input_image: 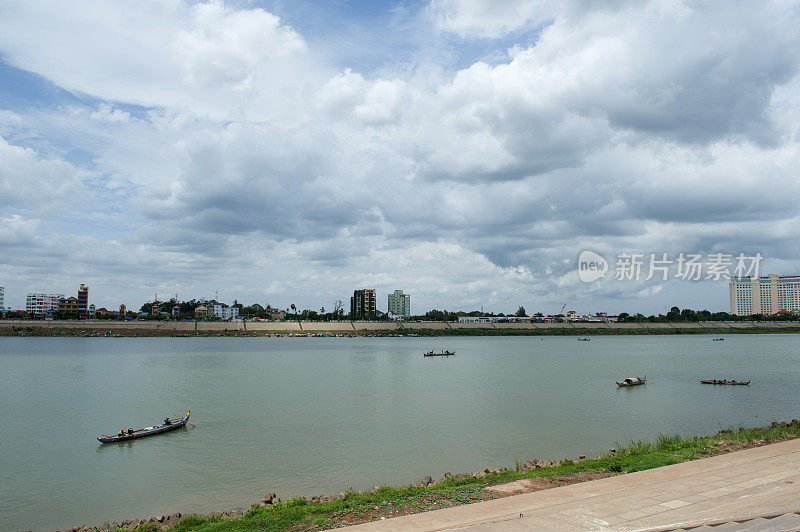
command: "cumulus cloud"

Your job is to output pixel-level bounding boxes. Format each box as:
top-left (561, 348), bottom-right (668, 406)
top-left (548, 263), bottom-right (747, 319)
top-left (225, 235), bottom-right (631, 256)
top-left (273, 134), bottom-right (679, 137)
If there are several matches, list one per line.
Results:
top-left (0, 0), bottom-right (318, 119)
top-left (429, 0), bottom-right (553, 39)
top-left (0, 135), bottom-right (86, 211)
top-left (1, 0), bottom-right (800, 313)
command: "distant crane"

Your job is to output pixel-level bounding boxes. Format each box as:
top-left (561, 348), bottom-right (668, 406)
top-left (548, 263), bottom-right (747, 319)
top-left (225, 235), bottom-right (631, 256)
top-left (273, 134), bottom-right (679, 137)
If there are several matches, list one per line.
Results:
top-left (560, 302), bottom-right (566, 315)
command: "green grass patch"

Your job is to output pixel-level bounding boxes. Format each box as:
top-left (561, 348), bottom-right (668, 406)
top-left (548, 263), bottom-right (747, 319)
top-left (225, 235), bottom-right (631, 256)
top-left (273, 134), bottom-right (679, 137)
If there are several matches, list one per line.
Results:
top-left (128, 421), bottom-right (800, 531)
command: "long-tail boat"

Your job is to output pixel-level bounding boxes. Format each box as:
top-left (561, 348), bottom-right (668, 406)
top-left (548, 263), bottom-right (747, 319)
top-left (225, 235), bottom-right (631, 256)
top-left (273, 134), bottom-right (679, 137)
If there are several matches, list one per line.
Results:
top-left (97, 408), bottom-right (190, 443)
top-left (616, 376), bottom-right (646, 387)
top-left (700, 379), bottom-right (750, 385)
top-left (424, 350), bottom-right (455, 356)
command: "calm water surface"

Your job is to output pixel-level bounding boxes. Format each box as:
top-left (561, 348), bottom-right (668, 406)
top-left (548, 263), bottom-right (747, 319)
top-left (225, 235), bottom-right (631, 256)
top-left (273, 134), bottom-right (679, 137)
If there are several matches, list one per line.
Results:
top-left (1, 335), bottom-right (799, 531)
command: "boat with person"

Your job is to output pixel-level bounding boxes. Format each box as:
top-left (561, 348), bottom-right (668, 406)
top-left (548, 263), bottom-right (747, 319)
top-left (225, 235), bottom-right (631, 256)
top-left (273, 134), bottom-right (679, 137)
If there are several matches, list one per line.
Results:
top-left (616, 376), bottom-right (646, 387)
top-left (577, 337), bottom-right (591, 341)
top-left (97, 408), bottom-right (191, 443)
top-left (700, 379), bottom-right (750, 385)
top-left (712, 338), bottom-right (725, 341)
top-left (423, 350), bottom-right (455, 357)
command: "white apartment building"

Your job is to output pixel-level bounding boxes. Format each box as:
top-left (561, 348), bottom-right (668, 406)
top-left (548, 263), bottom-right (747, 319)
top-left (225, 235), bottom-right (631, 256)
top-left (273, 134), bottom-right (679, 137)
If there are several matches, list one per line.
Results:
top-left (209, 303), bottom-right (239, 320)
top-left (729, 275), bottom-right (800, 316)
top-left (387, 290), bottom-right (411, 318)
top-left (26, 293), bottom-right (65, 318)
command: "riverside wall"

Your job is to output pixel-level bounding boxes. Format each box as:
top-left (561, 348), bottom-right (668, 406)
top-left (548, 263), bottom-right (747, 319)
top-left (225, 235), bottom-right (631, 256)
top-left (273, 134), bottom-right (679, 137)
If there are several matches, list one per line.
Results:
top-left (0, 319), bottom-right (799, 335)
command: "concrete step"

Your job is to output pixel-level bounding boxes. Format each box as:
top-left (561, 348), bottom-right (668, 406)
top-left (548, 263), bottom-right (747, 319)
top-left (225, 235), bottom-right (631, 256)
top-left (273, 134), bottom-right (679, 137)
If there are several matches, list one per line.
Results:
top-left (706, 520), bottom-right (759, 531)
top-left (743, 513), bottom-right (800, 531)
top-left (688, 514), bottom-right (800, 531)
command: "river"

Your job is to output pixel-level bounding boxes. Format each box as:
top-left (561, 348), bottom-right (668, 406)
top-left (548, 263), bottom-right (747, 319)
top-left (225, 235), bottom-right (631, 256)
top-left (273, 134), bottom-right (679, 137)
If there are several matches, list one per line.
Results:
top-left (1, 335), bottom-right (798, 531)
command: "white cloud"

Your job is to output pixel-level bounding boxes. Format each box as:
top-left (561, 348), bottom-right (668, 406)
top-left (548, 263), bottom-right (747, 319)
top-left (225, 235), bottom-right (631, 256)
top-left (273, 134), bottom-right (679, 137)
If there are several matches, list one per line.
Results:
top-left (428, 0), bottom-right (553, 39)
top-left (2, 0), bottom-right (800, 313)
top-left (0, 136), bottom-right (86, 211)
top-left (0, 0), bottom-right (318, 119)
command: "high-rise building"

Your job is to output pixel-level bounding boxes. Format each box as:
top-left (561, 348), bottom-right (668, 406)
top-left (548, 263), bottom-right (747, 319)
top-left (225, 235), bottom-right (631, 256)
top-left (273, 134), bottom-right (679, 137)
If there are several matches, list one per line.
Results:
top-left (350, 289), bottom-right (376, 319)
top-left (730, 275), bottom-right (800, 315)
top-left (26, 293), bottom-right (65, 318)
top-left (77, 284), bottom-right (89, 319)
top-left (387, 290), bottom-right (411, 318)
top-left (0, 286), bottom-right (4, 309)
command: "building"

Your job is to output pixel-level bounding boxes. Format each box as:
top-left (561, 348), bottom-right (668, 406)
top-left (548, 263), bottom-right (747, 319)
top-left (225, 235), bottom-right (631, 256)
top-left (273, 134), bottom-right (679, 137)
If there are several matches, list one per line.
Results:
top-left (730, 275), bottom-right (800, 316)
top-left (350, 289), bottom-right (376, 319)
top-left (58, 297), bottom-right (79, 315)
top-left (458, 315), bottom-right (530, 323)
top-left (209, 303), bottom-right (239, 320)
top-left (265, 306), bottom-right (285, 320)
top-left (77, 284), bottom-right (89, 319)
top-left (26, 293), bottom-right (65, 318)
top-left (387, 290), bottom-right (411, 318)
top-left (194, 305), bottom-right (208, 318)
top-left (119, 304), bottom-right (126, 316)
top-left (0, 286), bottom-right (4, 309)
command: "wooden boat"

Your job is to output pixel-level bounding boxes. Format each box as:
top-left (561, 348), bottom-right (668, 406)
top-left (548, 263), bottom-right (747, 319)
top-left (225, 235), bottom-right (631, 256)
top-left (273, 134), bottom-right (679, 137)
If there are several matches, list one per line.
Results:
top-left (700, 379), bottom-right (750, 385)
top-left (97, 409), bottom-right (190, 443)
top-left (712, 338), bottom-right (725, 341)
top-left (577, 337), bottom-right (591, 341)
top-left (616, 376), bottom-right (646, 387)
top-left (424, 350), bottom-right (455, 356)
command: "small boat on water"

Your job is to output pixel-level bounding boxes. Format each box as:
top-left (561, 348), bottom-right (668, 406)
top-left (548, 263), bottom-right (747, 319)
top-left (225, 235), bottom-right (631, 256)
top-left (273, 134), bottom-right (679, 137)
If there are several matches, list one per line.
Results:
top-left (97, 409), bottom-right (190, 443)
top-left (712, 338), bottom-right (725, 341)
top-left (424, 350), bottom-right (455, 357)
top-left (700, 379), bottom-right (750, 385)
top-left (577, 337), bottom-right (591, 341)
top-left (616, 376), bottom-right (646, 387)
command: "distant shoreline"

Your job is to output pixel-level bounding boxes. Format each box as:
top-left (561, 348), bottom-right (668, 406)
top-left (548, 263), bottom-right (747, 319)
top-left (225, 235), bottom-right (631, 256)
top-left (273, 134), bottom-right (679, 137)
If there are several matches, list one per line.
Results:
top-left (1, 319), bottom-right (799, 337)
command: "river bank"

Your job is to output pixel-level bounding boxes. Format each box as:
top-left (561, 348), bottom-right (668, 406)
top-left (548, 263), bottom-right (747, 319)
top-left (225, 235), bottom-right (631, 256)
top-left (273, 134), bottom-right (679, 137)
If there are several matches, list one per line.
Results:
top-left (66, 420), bottom-right (800, 532)
top-left (2, 319), bottom-right (800, 337)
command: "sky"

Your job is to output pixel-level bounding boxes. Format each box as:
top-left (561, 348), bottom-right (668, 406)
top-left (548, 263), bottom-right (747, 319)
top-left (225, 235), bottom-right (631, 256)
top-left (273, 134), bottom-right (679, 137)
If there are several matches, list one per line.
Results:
top-left (1, 0), bottom-right (800, 315)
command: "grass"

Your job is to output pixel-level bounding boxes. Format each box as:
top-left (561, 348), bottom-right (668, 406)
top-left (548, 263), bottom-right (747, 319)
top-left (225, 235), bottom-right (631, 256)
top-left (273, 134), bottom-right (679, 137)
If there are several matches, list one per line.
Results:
top-left (120, 421), bottom-right (800, 531)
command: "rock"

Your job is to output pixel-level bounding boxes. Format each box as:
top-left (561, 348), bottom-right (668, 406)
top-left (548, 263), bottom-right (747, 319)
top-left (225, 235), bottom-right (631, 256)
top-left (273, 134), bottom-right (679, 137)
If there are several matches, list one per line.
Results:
top-left (262, 492), bottom-right (277, 504)
top-left (484, 468), bottom-right (492, 474)
top-left (337, 492), bottom-right (347, 499)
top-left (791, 419), bottom-right (799, 425)
top-left (579, 455), bottom-right (586, 460)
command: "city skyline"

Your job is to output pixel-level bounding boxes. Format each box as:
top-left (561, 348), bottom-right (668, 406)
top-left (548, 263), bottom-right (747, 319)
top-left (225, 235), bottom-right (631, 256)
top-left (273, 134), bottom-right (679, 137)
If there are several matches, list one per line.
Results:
top-left (2, 1), bottom-right (800, 314)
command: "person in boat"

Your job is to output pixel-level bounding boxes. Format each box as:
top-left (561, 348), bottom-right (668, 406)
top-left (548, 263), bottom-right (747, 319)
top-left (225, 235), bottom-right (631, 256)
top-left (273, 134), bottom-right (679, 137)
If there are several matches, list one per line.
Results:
top-left (127, 428), bottom-right (134, 435)
top-left (164, 417), bottom-right (171, 425)
top-left (118, 429), bottom-right (125, 437)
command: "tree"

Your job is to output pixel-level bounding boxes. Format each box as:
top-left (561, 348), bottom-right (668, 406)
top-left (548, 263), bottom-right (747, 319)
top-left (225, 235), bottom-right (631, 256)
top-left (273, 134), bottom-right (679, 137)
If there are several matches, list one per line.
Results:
top-left (516, 306), bottom-right (527, 317)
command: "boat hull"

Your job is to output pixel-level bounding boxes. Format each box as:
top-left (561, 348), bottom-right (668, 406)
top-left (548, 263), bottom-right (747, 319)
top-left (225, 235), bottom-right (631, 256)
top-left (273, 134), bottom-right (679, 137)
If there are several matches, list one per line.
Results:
top-left (616, 377), bottom-right (646, 387)
top-left (700, 380), bottom-right (749, 385)
top-left (98, 410), bottom-right (190, 443)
